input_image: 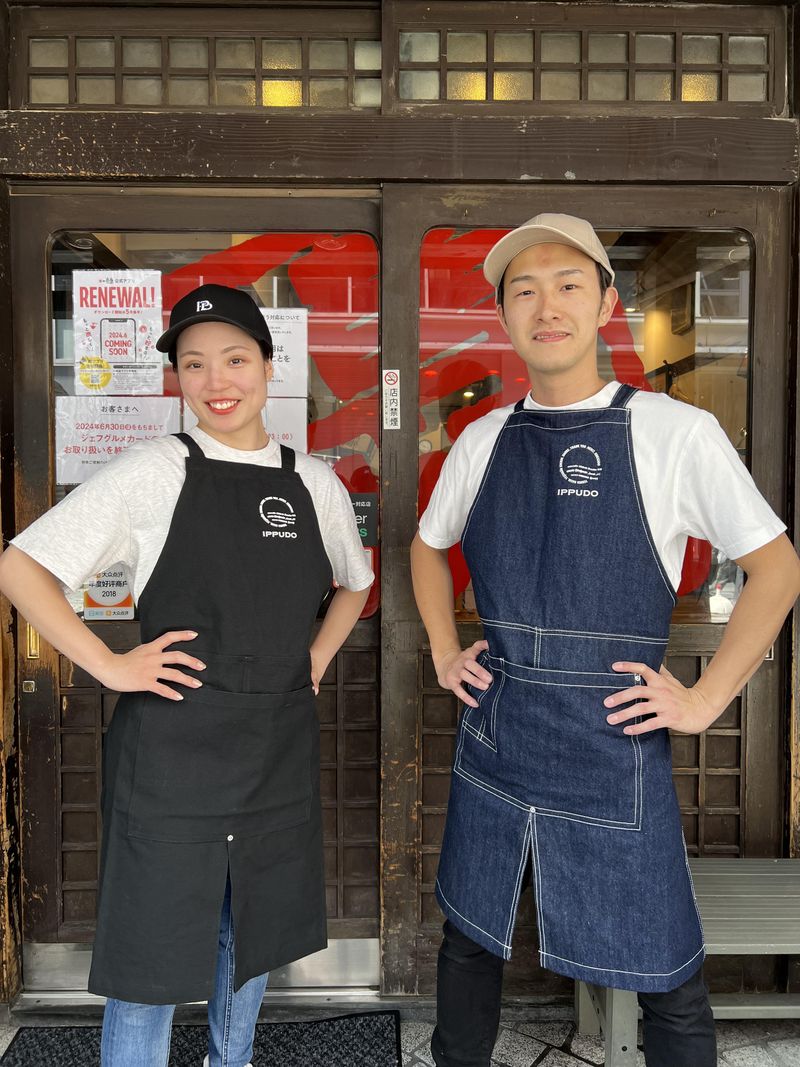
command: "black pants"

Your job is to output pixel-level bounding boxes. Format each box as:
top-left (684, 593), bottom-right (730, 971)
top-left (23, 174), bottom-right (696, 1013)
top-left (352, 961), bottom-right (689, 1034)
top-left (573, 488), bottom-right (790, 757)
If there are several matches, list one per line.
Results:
top-left (430, 920), bottom-right (717, 1067)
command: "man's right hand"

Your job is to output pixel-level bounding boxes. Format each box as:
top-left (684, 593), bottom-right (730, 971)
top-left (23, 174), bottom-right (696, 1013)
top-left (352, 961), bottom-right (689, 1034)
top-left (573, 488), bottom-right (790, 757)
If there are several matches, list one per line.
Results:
top-left (435, 640), bottom-right (492, 707)
top-left (97, 631), bottom-right (206, 701)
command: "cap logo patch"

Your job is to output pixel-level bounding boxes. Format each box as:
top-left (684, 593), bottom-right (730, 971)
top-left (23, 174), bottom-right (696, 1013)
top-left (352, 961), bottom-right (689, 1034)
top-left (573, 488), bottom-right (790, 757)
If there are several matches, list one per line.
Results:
top-left (196, 299), bottom-right (213, 312)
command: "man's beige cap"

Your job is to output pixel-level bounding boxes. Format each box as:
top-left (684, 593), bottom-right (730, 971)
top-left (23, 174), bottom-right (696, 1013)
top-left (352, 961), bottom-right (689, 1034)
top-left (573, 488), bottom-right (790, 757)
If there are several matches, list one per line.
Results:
top-left (483, 212), bottom-right (615, 288)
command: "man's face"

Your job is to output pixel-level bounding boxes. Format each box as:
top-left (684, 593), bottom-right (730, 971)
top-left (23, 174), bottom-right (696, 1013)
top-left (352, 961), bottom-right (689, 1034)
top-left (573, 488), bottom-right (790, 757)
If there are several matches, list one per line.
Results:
top-left (176, 320), bottom-right (272, 446)
top-left (497, 242), bottom-right (617, 381)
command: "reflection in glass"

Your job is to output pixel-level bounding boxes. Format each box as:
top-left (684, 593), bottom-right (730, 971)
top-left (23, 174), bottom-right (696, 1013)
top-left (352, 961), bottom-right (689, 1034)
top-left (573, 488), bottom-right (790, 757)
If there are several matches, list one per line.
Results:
top-left (215, 39), bottom-right (255, 70)
top-left (309, 78), bottom-right (348, 108)
top-left (169, 38), bottom-right (209, 69)
top-left (77, 77), bottom-right (116, 105)
top-left (309, 39), bottom-right (348, 70)
top-left (263, 79), bottom-right (303, 106)
top-left (417, 227), bottom-right (752, 624)
top-left (30, 76), bottom-right (69, 104)
top-left (262, 39), bottom-right (302, 69)
top-left (588, 33), bottom-right (627, 64)
top-left (494, 71), bottom-right (533, 101)
top-left (588, 71), bottom-right (627, 101)
top-left (447, 71), bottom-right (486, 101)
top-left (354, 78), bottom-right (381, 107)
top-left (215, 77), bottom-right (256, 106)
top-left (168, 77), bottom-right (210, 106)
top-left (682, 72), bottom-right (720, 102)
top-left (122, 77), bottom-right (162, 106)
top-left (354, 40), bottom-right (382, 70)
top-left (76, 38), bottom-right (115, 68)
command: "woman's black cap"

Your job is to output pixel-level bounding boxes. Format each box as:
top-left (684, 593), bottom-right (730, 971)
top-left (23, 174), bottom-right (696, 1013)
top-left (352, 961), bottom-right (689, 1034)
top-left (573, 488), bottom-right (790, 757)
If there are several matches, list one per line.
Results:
top-left (157, 284), bottom-right (273, 364)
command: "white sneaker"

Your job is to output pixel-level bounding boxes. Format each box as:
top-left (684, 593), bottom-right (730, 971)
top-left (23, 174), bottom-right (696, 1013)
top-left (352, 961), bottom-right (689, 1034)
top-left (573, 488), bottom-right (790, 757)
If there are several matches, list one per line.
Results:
top-left (202, 1059), bottom-right (253, 1067)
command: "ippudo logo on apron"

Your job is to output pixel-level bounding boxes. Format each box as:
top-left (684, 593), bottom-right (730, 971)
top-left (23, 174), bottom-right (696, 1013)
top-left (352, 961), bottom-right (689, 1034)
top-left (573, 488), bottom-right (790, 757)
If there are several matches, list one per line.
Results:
top-left (557, 444), bottom-right (602, 498)
top-left (259, 496), bottom-right (299, 539)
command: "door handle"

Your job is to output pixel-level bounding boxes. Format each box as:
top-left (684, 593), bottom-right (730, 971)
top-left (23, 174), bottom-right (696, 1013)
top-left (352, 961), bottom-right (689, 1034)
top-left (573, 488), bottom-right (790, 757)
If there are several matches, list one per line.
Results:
top-left (26, 623), bottom-right (40, 660)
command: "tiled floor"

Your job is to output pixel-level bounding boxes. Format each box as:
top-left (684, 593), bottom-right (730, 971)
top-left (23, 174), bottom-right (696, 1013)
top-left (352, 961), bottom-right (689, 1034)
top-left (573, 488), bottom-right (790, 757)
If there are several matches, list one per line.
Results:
top-left (401, 1019), bottom-right (800, 1066)
top-left (0, 1016), bottom-right (797, 1064)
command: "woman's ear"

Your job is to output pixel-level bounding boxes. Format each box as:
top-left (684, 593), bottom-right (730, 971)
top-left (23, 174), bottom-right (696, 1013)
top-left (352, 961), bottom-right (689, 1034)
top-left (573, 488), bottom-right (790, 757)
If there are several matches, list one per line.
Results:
top-left (265, 359), bottom-right (274, 383)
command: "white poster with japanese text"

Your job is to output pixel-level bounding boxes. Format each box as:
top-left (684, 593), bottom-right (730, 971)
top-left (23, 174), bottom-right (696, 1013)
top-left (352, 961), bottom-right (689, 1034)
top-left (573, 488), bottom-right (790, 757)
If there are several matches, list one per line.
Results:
top-left (72, 270), bottom-right (164, 395)
top-left (261, 308), bottom-right (309, 399)
top-left (56, 396), bottom-right (180, 484)
top-left (182, 397), bottom-right (308, 453)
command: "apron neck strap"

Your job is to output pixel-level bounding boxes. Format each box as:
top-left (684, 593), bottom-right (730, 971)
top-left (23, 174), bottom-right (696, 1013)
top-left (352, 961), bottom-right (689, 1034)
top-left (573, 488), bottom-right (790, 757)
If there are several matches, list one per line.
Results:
top-left (513, 397), bottom-right (527, 412)
top-left (174, 432), bottom-right (203, 457)
top-left (280, 445), bottom-right (295, 472)
top-left (609, 383), bottom-right (638, 409)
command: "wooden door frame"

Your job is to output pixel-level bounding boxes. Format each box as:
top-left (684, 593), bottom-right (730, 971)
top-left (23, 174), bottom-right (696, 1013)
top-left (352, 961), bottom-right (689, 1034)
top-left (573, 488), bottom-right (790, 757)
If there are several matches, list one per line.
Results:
top-left (379, 181), bottom-right (793, 995)
top-left (8, 185), bottom-right (381, 954)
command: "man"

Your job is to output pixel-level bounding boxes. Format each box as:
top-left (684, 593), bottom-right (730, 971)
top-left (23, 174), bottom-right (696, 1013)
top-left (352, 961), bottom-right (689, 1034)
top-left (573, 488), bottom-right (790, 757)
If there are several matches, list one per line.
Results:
top-left (410, 214), bottom-right (800, 1067)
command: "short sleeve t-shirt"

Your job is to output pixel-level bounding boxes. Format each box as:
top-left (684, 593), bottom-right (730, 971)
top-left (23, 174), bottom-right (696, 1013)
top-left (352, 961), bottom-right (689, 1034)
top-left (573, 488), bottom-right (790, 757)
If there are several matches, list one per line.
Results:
top-left (418, 382), bottom-right (785, 590)
top-left (12, 427), bottom-right (374, 601)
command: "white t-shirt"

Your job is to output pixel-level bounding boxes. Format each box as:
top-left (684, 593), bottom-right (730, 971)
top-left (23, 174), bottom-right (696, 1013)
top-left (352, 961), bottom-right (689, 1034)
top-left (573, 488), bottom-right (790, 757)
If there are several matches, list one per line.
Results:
top-left (418, 381), bottom-right (785, 590)
top-left (12, 427), bottom-right (374, 601)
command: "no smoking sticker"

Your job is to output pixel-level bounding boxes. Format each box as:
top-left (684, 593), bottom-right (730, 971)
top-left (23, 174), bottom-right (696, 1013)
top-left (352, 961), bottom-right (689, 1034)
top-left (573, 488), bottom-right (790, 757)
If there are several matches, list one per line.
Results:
top-left (382, 368), bottom-right (401, 430)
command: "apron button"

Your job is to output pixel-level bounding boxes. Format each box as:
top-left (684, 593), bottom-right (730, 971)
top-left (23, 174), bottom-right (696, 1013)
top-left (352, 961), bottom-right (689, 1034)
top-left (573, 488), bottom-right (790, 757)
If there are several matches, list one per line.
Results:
top-left (227, 835), bottom-right (234, 842)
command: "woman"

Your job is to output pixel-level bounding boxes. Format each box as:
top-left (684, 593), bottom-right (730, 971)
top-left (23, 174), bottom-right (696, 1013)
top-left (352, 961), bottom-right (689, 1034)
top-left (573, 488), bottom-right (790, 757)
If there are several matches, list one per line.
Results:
top-left (0, 283), bottom-right (374, 1066)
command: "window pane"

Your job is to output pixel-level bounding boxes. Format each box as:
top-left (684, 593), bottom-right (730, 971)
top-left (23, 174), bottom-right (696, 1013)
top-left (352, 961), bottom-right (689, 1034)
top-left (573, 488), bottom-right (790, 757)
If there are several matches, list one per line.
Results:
top-left (494, 32), bottom-right (533, 64)
top-left (30, 38), bottom-right (68, 68)
top-left (122, 76), bottom-right (162, 106)
top-left (728, 73), bottom-right (767, 102)
top-left (77, 76), bottom-right (116, 104)
top-left (215, 77), bottom-right (256, 106)
top-left (262, 78), bottom-right (302, 107)
top-left (309, 77), bottom-right (348, 107)
top-left (399, 70), bottom-right (440, 101)
top-left (30, 75), bottom-right (69, 104)
top-left (263, 39), bottom-right (302, 69)
top-left (446, 32), bottom-right (486, 64)
top-left (215, 39), bottom-right (255, 70)
top-left (354, 77), bottom-right (381, 107)
top-left (309, 40), bottom-right (348, 70)
top-left (635, 34), bottom-right (674, 64)
top-left (588, 71), bottom-right (627, 101)
top-left (354, 40), bottom-right (381, 71)
top-left (541, 33), bottom-right (580, 64)
top-left (167, 77), bottom-right (209, 105)
top-left (588, 33), bottom-right (627, 64)
top-left (682, 72), bottom-right (720, 102)
top-left (399, 32), bottom-right (439, 64)
top-left (122, 39), bottom-right (161, 69)
top-left (635, 71), bottom-right (673, 101)
top-left (728, 36), bottom-right (767, 65)
top-left (493, 71), bottom-right (533, 101)
top-left (169, 38), bottom-right (208, 69)
top-left (540, 70), bottom-right (581, 100)
top-left (683, 35), bottom-right (721, 65)
top-left (447, 71), bottom-right (486, 101)
top-left (76, 38), bottom-right (115, 68)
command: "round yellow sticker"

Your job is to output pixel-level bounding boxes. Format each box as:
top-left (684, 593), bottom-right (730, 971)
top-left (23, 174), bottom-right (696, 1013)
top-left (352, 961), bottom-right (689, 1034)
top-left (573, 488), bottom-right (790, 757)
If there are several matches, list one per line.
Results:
top-left (78, 356), bottom-right (112, 391)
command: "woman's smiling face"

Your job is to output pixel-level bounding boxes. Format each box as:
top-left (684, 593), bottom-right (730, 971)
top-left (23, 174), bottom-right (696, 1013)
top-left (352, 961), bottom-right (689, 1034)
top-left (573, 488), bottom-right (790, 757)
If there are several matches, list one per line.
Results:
top-left (176, 320), bottom-right (273, 450)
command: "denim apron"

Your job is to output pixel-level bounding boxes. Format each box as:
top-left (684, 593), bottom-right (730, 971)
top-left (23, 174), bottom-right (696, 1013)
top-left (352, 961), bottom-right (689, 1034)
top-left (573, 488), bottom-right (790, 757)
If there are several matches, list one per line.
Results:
top-left (436, 384), bottom-right (705, 993)
top-left (89, 434), bottom-right (332, 1004)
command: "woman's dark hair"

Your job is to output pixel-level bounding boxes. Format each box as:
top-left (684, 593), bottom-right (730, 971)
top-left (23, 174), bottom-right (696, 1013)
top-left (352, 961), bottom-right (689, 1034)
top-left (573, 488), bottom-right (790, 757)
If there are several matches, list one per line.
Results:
top-left (497, 262), bottom-right (612, 308)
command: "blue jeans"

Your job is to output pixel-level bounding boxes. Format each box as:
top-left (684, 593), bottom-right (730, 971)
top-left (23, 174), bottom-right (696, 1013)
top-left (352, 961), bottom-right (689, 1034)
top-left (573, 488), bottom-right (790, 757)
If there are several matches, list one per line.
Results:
top-left (100, 877), bottom-right (268, 1067)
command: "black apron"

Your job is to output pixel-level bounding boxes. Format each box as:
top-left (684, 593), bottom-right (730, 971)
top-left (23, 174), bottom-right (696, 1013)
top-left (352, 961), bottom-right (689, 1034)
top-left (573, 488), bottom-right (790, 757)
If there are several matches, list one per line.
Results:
top-left (88, 433), bottom-right (333, 1004)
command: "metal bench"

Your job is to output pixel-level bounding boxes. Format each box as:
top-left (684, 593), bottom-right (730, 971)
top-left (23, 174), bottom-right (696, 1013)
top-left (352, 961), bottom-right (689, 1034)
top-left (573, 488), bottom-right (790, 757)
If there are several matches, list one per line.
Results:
top-left (574, 858), bottom-right (800, 1066)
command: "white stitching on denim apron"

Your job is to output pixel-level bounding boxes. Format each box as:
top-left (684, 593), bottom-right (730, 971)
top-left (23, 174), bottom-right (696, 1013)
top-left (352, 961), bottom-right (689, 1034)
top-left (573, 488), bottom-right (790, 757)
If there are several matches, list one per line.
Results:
top-left (482, 619), bottom-right (667, 644)
top-left (435, 878), bottom-right (513, 954)
top-left (530, 812), bottom-right (547, 955)
top-left (681, 830), bottom-right (707, 946)
top-left (500, 658), bottom-right (636, 681)
top-left (461, 413), bottom-right (518, 547)
top-left (506, 419), bottom-right (623, 432)
top-left (622, 411), bottom-right (678, 604)
top-left (504, 818), bottom-right (532, 950)
top-left (463, 720), bottom-right (497, 752)
top-left (540, 944), bottom-right (705, 980)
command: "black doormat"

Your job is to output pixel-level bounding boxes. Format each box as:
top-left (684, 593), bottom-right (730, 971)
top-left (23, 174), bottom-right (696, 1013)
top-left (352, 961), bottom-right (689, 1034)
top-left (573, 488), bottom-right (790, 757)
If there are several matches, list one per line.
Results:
top-left (0, 1011), bottom-right (402, 1066)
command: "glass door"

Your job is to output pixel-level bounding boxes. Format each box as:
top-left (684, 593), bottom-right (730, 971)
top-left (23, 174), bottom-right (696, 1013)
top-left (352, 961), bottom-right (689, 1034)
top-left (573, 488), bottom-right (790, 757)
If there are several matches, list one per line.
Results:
top-left (12, 188), bottom-right (381, 997)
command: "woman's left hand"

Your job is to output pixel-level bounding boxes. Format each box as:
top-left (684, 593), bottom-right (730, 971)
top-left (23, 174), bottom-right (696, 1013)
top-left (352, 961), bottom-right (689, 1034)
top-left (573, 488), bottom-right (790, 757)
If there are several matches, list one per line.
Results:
top-left (604, 662), bottom-right (720, 736)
